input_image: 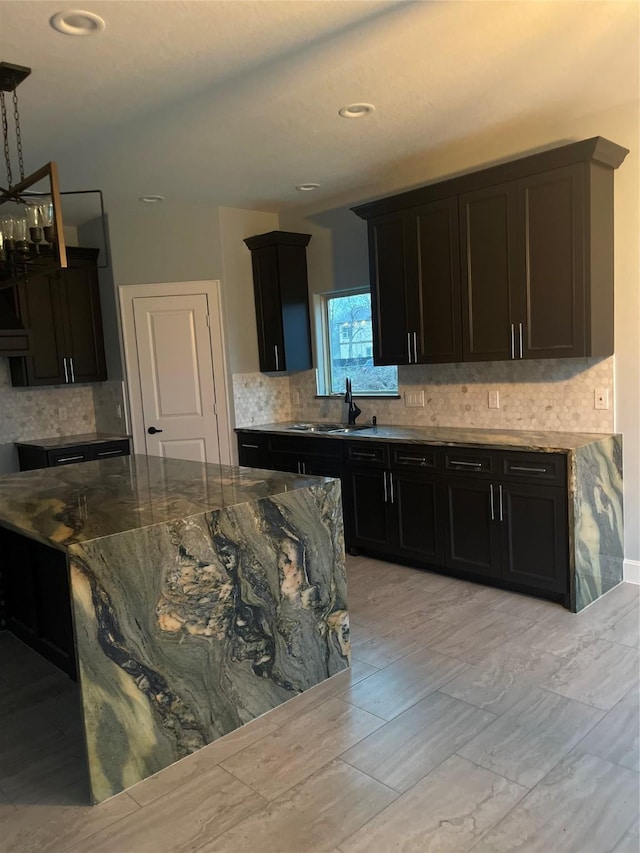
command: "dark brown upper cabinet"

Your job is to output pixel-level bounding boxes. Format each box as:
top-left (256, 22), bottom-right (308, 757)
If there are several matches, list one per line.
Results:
top-left (368, 197), bottom-right (462, 365)
top-left (355, 137), bottom-right (628, 365)
top-left (9, 247), bottom-right (107, 386)
top-left (244, 231), bottom-right (312, 373)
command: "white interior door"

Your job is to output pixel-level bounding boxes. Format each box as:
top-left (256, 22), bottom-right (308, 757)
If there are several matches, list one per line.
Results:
top-left (119, 281), bottom-right (233, 465)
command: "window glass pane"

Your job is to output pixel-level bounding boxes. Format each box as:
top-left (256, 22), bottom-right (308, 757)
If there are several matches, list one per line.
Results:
top-left (327, 292), bottom-right (398, 394)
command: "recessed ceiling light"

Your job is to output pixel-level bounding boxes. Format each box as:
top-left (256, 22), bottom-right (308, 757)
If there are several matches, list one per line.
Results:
top-left (338, 103), bottom-right (376, 119)
top-left (50, 9), bottom-right (106, 36)
top-left (296, 183), bottom-right (321, 192)
top-left (138, 195), bottom-right (165, 204)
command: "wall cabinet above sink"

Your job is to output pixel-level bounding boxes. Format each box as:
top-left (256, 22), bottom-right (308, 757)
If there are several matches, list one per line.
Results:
top-left (354, 137), bottom-right (628, 365)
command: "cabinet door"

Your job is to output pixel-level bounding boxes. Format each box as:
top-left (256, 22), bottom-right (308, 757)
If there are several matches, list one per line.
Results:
top-left (368, 213), bottom-right (412, 365)
top-left (277, 244), bottom-right (313, 372)
top-left (10, 271), bottom-right (67, 385)
top-left (59, 258), bottom-right (107, 383)
top-left (32, 542), bottom-right (77, 678)
top-left (414, 198), bottom-right (463, 363)
top-left (348, 467), bottom-right (392, 550)
top-left (444, 477), bottom-right (501, 579)
top-left (515, 165), bottom-right (586, 359)
top-left (500, 482), bottom-right (568, 595)
top-left (251, 247), bottom-right (286, 372)
top-left (392, 470), bottom-right (444, 566)
top-left (460, 182), bottom-right (518, 361)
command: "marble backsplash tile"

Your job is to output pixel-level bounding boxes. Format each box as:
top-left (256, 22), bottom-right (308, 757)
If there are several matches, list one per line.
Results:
top-left (93, 380), bottom-right (127, 435)
top-left (0, 357), bottom-right (96, 445)
top-left (288, 357), bottom-right (614, 433)
top-left (233, 372), bottom-right (292, 427)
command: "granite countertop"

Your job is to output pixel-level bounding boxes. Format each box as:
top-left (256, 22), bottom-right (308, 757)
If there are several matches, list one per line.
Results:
top-left (237, 422), bottom-right (617, 453)
top-left (14, 432), bottom-right (131, 449)
top-left (0, 454), bottom-right (330, 549)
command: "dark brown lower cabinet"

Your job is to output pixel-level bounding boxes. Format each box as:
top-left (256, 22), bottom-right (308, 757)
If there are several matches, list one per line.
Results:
top-left (1, 527), bottom-right (77, 678)
top-left (444, 476), bottom-right (568, 596)
top-left (348, 467), bottom-right (392, 551)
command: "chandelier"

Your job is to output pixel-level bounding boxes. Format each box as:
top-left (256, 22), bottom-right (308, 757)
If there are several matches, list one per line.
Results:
top-left (0, 61), bottom-right (67, 291)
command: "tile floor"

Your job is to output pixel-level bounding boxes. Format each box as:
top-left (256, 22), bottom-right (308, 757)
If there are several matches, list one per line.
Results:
top-left (0, 555), bottom-right (638, 852)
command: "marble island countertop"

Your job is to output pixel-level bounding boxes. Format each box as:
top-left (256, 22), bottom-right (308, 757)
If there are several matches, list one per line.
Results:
top-left (237, 422), bottom-right (618, 453)
top-left (0, 454), bottom-right (332, 549)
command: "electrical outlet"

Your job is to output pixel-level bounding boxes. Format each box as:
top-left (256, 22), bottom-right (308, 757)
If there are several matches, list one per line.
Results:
top-left (292, 390), bottom-right (301, 408)
top-left (404, 390), bottom-right (424, 408)
top-left (115, 403), bottom-right (122, 419)
top-left (594, 388), bottom-right (610, 410)
top-left (488, 390), bottom-right (500, 409)
top-left (58, 407), bottom-right (67, 421)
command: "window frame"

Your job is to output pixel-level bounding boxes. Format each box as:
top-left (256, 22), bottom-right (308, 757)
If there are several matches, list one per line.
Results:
top-left (315, 287), bottom-right (399, 397)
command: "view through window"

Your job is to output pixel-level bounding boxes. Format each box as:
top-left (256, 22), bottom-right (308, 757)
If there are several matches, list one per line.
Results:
top-left (325, 291), bottom-right (398, 394)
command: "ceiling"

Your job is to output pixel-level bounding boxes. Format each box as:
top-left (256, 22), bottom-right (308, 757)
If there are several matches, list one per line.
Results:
top-left (1, 1), bottom-right (638, 215)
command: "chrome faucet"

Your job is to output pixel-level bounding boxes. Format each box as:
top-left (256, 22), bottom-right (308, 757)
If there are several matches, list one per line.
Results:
top-left (345, 378), bottom-right (362, 425)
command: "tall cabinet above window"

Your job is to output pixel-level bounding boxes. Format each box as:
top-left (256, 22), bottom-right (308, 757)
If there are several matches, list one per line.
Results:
top-left (244, 230), bottom-right (312, 374)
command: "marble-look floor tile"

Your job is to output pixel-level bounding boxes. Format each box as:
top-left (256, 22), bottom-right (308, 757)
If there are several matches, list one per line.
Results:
top-left (540, 637), bottom-right (639, 710)
top-left (472, 752), bottom-right (639, 853)
top-left (601, 605), bottom-right (640, 648)
top-left (67, 766), bottom-right (265, 853)
top-left (0, 729), bottom-right (87, 804)
top-left (339, 754), bottom-right (526, 853)
top-left (612, 832), bottom-right (640, 853)
top-left (439, 644), bottom-right (569, 715)
top-left (199, 759), bottom-right (397, 853)
top-left (0, 790), bottom-right (139, 853)
top-left (341, 691), bottom-right (495, 792)
top-left (423, 610), bottom-right (534, 665)
top-left (128, 714), bottom-right (280, 807)
top-left (0, 671), bottom-right (74, 720)
top-left (487, 589), bottom-right (563, 621)
top-left (340, 647), bottom-right (469, 720)
top-left (576, 687), bottom-right (640, 772)
top-left (350, 616), bottom-right (454, 669)
top-left (458, 687), bottom-right (604, 788)
top-left (221, 697), bottom-right (385, 800)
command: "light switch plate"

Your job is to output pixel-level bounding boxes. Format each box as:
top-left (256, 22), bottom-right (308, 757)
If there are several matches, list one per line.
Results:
top-left (404, 390), bottom-right (425, 408)
top-left (488, 390), bottom-right (500, 409)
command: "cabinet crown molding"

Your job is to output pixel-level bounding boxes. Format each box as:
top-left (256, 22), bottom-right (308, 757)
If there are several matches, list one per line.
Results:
top-left (243, 230), bottom-right (311, 250)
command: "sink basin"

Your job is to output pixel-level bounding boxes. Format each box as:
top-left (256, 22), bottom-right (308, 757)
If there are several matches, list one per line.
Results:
top-left (286, 423), bottom-right (370, 434)
top-left (327, 425), bottom-right (371, 434)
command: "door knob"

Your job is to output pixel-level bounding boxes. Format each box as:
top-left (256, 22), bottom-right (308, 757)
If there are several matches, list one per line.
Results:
top-left (147, 426), bottom-right (163, 435)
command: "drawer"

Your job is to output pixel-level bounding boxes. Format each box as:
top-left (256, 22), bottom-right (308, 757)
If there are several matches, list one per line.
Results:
top-left (444, 448), bottom-right (494, 476)
top-left (268, 435), bottom-right (342, 458)
top-left (390, 444), bottom-right (438, 470)
top-left (346, 441), bottom-right (388, 467)
top-left (499, 451), bottom-right (566, 485)
top-left (90, 440), bottom-right (130, 461)
top-left (47, 445), bottom-right (91, 466)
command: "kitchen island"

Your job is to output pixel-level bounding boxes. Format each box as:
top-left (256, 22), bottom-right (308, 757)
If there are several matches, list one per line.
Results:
top-left (0, 455), bottom-right (349, 804)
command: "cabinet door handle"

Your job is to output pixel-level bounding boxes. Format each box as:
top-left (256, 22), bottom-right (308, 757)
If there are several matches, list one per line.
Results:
top-left (56, 454), bottom-right (85, 464)
top-left (499, 484), bottom-right (504, 521)
top-left (389, 472), bottom-right (394, 504)
top-left (406, 332), bottom-right (412, 363)
top-left (397, 455), bottom-right (427, 464)
top-left (490, 483), bottom-right (495, 521)
top-left (413, 331), bottom-right (418, 364)
top-left (96, 449), bottom-right (122, 457)
top-left (63, 357), bottom-right (69, 383)
top-left (519, 323), bottom-right (524, 359)
top-left (383, 470), bottom-right (388, 503)
top-left (274, 345), bottom-right (279, 370)
top-left (510, 323), bottom-right (515, 360)
top-left (69, 357), bottom-right (75, 383)
top-left (352, 451), bottom-right (377, 460)
top-left (450, 460), bottom-right (483, 468)
top-left (241, 443), bottom-right (259, 449)
top-left (509, 465), bottom-right (547, 474)
top-left (302, 462), bottom-right (306, 474)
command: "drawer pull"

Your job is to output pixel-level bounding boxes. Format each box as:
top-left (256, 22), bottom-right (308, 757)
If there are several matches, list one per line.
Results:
top-left (509, 465), bottom-right (547, 474)
top-left (398, 455), bottom-right (427, 464)
top-left (352, 451), bottom-right (377, 459)
top-left (56, 455), bottom-right (85, 463)
top-left (241, 443), bottom-right (259, 449)
top-left (450, 460), bottom-right (483, 468)
top-left (97, 449), bottom-right (122, 457)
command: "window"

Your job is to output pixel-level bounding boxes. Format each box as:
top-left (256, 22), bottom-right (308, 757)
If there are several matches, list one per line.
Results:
top-left (319, 289), bottom-right (398, 395)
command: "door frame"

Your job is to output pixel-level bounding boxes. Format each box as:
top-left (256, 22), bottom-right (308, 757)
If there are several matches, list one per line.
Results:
top-left (118, 281), bottom-right (234, 466)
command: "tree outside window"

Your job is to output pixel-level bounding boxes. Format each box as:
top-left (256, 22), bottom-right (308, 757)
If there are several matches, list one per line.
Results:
top-left (325, 291), bottom-right (397, 394)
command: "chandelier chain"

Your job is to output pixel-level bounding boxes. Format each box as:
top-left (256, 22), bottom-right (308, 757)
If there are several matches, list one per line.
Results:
top-left (12, 86), bottom-right (25, 183)
top-left (0, 89), bottom-right (13, 189)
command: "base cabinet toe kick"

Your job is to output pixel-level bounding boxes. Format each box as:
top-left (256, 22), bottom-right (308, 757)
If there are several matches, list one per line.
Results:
top-left (237, 428), bottom-right (624, 612)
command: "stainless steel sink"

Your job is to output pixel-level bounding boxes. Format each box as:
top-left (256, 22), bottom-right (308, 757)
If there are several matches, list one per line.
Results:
top-left (286, 422), bottom-right (370, 434)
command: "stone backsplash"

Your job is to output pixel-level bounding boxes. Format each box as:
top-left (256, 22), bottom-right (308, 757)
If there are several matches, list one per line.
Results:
top-left (232, 372), bottom-right (292, 427)
top-left (288, 357), bottom-right (615, 433)
top-left (93, 380), bottom-right (127, 434)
